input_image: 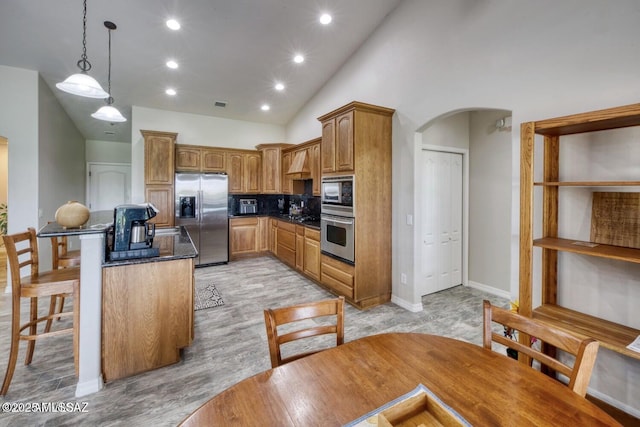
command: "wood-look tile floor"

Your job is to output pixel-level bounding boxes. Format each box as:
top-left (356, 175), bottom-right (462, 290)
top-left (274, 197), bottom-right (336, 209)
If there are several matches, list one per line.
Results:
top-left (0, 256), bottom-right (507, 426)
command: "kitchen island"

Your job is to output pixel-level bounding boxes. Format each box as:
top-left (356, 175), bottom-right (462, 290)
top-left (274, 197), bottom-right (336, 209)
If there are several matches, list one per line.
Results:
top-left (38, 218), bottom-right (197, 395)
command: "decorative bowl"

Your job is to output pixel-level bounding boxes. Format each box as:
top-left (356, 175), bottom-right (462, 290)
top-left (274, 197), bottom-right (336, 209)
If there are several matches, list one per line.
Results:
top-left (55, 200), bottom-right (90, 229)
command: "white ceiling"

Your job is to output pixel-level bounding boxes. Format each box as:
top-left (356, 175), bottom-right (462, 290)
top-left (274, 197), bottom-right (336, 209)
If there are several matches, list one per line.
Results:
top-left (0, 0), bottom-right (401, 142)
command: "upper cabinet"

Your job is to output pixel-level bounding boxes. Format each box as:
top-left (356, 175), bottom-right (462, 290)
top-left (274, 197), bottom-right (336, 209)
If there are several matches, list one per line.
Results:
top-left (226, 149), bottom-right (261, 194)
top-left (143, 130), bottom-right (176, 185)
top-left (142, 130), bottom-right (177, 227)
top-left (257, 143), bottom-right (292, 194)
top-left (320, 110), bottom-right (354, 173)
top-left (176, 145), bottom-right (226, 172)
top-left (281, 138), bottom-right (321, 195)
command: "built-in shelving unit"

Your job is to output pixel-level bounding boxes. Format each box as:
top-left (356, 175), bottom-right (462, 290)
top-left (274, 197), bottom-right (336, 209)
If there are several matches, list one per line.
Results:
top-left (519, 103), bottom-right (640, 362)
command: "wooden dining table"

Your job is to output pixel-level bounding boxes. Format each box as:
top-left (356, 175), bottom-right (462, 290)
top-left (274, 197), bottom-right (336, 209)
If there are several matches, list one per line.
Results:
top-left (179, 333), bottom-right (620, 426)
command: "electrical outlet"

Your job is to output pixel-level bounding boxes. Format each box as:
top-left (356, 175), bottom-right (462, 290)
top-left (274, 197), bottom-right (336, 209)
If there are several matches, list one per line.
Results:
top-left (401, 273), bottom-right (407, 284)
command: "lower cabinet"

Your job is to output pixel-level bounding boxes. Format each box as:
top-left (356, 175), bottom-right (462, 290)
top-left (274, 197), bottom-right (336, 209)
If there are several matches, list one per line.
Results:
top-left (102, 258), bottom-right (194, 382)
top-left (320, 254), bottom-right (354, 299)
top-left (229, 216), bottom-right (270, 259)
top-left (276, 221), bottom-right (296, 267)
top-left (303, 228), bottom-right (321, 281)
top-left (295, 225), bottom-right (305, 271)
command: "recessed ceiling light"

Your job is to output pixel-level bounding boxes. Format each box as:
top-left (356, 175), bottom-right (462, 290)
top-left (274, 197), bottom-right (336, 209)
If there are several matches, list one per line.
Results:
top-left (293, 54), bottom-right (304, 64)
top-left (261, 104), bottom-right (270, 111)
top-left (166, 19), bottom-right (181, 30)
top-left (166, 88), bottom-right (177, 96)
top-left (274, 82), bottom-right (285, 91)
top-left (319, 13), bottom-right (332, 25)
top-left (166, 60), bottom-right (178, 69)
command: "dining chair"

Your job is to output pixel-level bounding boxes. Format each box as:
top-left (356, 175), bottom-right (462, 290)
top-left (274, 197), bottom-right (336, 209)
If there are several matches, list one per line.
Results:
top-left (482, 300), bottom-right (599, 397)
top-left (263, 296), bottom-right (344, 368)
top-left (1, 228), bottom-right (80, 395)
top-left (45, 233), bottom-right (81, 329)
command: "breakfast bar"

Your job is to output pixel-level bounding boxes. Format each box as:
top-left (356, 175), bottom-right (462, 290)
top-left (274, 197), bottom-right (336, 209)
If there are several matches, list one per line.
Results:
top-left (38, 213), bottom-right (197, 397)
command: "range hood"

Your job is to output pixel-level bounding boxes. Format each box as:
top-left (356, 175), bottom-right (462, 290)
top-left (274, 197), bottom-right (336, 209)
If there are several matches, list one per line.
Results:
top-left (285, 150), bottom-right (311, 179)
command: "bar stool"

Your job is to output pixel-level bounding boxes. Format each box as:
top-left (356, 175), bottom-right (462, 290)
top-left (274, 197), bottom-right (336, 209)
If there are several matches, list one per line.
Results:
top-left (46, 234), bottom-right (81, 327)
top-left (1, 228), bottom-right (80, 395)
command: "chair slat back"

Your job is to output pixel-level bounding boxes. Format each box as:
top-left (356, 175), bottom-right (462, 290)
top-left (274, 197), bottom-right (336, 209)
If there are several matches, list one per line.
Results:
top-left (264, 297), bottom-right (345, 368)
top-left (482, 300), bottom-right (599, 397)
top-left (3, 228), bottom-right (39, 292)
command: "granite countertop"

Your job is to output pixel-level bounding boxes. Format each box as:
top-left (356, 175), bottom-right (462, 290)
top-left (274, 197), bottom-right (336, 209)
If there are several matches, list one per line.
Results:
top-left (38, 210), bottom-right (114, 237)
top-left (104, 226), bottom-right (198, 267)
top-left (229, 213), bottom-right (320, 230)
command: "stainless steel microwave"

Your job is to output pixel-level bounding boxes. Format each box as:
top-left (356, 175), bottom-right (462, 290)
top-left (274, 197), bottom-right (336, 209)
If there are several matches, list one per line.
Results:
top-left (321, 175), bottom-right (354, 206)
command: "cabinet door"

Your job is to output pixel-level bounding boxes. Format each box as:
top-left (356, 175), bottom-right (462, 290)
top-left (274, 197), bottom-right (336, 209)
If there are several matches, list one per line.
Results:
top-left (270, 219), bottom-right (277, 254)
top-left (310, 142), bottom-right (321, 196)
top-left (245, 153), bottom-right (262, 194)
top-left (175, 146), bottom-right (201, 172)
top-left (227, 152), bottom-right (244, 193)
top-left (143, 131), bottom-right (175, 185)
top-left (229, 218), bottom-right (258, 256)
top-left (295, 225), bottom-right (305, 271)
top-left (145, 185), bottom-right (174, 227)
top-left (303, 233), bottom-right (321, 281)
top-left (261, 147), bottom-right (281, 194)
top-left (202, 148), bottom-right (226, 172)
top-left (336, 110), bottom-right (354, 172)
top-left (258, 217), bottom-right (269, 252)
top-left (281, 152), bottom-right (292, 194)
top-left (321, 119), bottom-right (336, 173)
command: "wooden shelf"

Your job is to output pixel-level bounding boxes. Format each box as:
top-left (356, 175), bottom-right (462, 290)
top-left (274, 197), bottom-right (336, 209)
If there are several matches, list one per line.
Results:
top-left (533, 237), bottom-right (640, 264)
top-left (534, 181), bottom-right (640, 187)
top-left (533, 304), bottom-right (640, 361)
top-left (533, 103), bottom-right (640, 136)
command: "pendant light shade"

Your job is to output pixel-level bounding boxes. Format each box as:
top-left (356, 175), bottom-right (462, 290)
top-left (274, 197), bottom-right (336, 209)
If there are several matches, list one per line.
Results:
top-left (92, 21), bottom-right (127, 122)
top-left (57, 0), bottom-right (109, 99)
top-left (91, 103), bottom-right (126, 122)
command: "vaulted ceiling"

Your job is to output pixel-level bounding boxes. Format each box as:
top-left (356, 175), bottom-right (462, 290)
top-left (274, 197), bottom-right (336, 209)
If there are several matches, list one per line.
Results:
top-left (0, 0), bottom-right (401, 142)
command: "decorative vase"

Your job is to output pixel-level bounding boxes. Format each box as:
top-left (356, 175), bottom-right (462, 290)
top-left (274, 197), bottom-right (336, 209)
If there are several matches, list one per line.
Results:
top-left (55, 201), bottom-right (90, 229)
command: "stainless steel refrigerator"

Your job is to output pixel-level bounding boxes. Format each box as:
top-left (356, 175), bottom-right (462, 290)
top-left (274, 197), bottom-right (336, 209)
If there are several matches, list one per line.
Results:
top-left (175, 172), bottom-right (229, 266)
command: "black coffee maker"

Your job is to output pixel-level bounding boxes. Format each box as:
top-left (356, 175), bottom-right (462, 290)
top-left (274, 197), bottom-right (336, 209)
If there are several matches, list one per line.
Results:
top-left (109, 203), bottom-right (160, 260)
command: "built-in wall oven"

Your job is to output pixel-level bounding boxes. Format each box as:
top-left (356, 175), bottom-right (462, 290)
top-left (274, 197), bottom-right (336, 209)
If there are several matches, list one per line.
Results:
top-left (321, 175), bottom-right (355, 264)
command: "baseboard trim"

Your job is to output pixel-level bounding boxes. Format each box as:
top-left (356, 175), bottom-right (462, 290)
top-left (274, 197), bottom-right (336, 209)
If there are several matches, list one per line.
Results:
top-left (467, 281), bottom-right (510, 300)
top-left (391, 294), bottom-right (423, 312)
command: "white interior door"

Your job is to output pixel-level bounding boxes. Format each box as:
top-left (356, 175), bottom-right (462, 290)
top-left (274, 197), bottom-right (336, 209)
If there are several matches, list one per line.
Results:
top-left (87, 163), bottom-right (131, 211)
top-left (419, 150), bottom-right (462, 296)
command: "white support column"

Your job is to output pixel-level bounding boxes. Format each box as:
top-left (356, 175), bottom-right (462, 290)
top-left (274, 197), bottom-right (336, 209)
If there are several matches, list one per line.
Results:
top-left (75, 232), bottom-right (105, 397)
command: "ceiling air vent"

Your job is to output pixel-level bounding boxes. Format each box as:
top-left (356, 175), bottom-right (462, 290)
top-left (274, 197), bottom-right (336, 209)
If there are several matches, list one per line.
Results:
top-left (214, 100), bottom-right (227, 108)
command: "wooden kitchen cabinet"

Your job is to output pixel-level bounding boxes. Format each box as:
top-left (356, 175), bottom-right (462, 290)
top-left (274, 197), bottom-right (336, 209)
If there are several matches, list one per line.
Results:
top-left (310, 141), bottom-right (321, 196)
top-left (258, 217), bottom-right (270, 252)
top-left (320, 110), bottom-right (354, 173)
top-left (142, 130), bottom-right (176, 226)
top-left (295, 225), bottom-right (305, 271)
top-left (519, 103), bottom-right (640, 361)
top-left (257, 143), bottom-right (292, 194)
top-left (303, 228), bottom-right (321, 281)
top-left (176, 145), bottom-right (226, 172)
top-left (317, 102), bottom-right (395, 309)
top-left (270, 218), bottom-right (277, 254)
top-left (202, 148), bottom-right (226, 172)
top-left (276, 220), bottom-right (296, 267)
top-left (281, 151), bottom-right (292, 194)
top-left (226, 150), bottom-right (261, 194)
top-left (102, 257), bottom-right (194, 382)
top-left (321, 254), bottom-right (354, 299)
top-left (230, 216), bottom-right (259, 259)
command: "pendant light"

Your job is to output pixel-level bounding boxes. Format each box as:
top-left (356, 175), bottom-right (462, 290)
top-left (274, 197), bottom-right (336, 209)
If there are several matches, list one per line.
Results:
top-left (56, 0), bottom-right (109, 99)
top-left (92, 21), bottom-right (126, 122)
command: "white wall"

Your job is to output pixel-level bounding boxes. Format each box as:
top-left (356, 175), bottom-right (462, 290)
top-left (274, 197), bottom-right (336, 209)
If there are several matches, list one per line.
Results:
top-left (86, 139), bottom-right (131, 164)
top-left (283, 0), bottom-right (640, 414)
top-left (0, 66), bottom-right (39, 238)
top-left (130, 106), bottom-right (285, 202)
top-left (468, 110), bottom-right (511, 293)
